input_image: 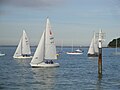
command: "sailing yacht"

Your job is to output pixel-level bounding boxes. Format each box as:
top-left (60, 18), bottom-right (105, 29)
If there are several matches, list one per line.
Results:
top-left (66, 46), bottom-right (83, 55)
top-left (0, 51), bottom-right (5, 56)
top-left (113, 38), bottom-right (120, 55)
top-left (66, 41), bottom-right (83, 55)
top-left (30, 17), bottom-right (59, 68)
top-left (13, 30), bottom-right (32, 59)
top-left (87, 32), bottom-right (98, 57)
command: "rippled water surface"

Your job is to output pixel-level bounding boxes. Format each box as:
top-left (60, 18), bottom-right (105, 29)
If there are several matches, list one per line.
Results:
top-left (0, 46), bottom-right (120, 90)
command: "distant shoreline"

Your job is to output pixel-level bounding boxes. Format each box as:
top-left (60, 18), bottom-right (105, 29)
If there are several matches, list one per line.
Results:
top-left (0, 45), bottom-right (109, 48)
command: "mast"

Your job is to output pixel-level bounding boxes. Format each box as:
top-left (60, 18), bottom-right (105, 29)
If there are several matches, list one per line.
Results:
top-left (72, 40), bottom-right (73, 52)
top-left (61, 40), bottom-right (63, 52)
top-left (21, 31), bottom-right (23, 55)
top-left (116, 38), bottom-right (117, 54)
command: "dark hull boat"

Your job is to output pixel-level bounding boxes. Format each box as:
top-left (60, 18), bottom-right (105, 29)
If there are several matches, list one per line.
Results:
top-left (87, 32), bottom-right (99, 57)
top-left (88, 53), bottom-right (98, 57)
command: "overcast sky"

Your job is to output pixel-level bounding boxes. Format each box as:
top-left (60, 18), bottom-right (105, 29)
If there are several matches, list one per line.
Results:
top-left (0, 0), bottom-right (120, 46)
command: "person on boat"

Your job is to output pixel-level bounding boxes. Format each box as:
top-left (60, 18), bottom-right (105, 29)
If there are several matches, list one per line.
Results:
top-left (22, 54), bottom-right (28, 57)
top-left (45, 60), bottom-right (49, 64)
top-left (45, 60), bottom-right (53, 64)
top-left (50, 60), bottom-right (53, 64)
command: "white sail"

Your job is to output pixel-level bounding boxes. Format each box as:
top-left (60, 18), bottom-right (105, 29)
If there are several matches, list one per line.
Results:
top-left (88, 32), bottom-right (98, 55)
top-left (44, 18), bottom-right (57, 60)
top-left (93, 32), bottom-right (98, 53)
top-left (13, 37), bottom-right (22, 57)
top-left (88, 38), bottom-right (94, 54)
top-left (22, 30), bottom-right (31, 55)
top-left (30, 32), bottom-right (45, 64)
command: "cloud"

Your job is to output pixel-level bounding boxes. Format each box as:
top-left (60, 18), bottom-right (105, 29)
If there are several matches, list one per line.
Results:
top-left (0, 0), bottom-right (64, 8)
top-left (0, 0), bottom-right (66, 16)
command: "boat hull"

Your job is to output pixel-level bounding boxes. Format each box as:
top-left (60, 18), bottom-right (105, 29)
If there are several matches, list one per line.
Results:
top-left (30, 62), bottom-right (60, 68)
top-left (87, 53), bottom-right (98, 57)
top-left (13, 56), bottom-right (32, 59)
top-left (66, 52), bottom-right (83, 55)
top-left (0, 54), bottom-right (5, 56)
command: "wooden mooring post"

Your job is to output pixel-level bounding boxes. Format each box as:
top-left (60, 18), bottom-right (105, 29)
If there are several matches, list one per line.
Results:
top-left (98, 30), bottom-right (104, 76)
top-left (98, 45), bottom-right (102, 75)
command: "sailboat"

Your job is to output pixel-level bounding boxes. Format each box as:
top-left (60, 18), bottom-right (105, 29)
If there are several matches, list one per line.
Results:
top-left (30, 17), bottom-right (59, 68)
top-left (66, 40), bottom-right (83, 55)
top-left (113, 38), bottom-right (120, 55)
top-left (13, 30), bottom-right (32, 59)
top-left (66, 41), bottom-right (83, 55)
top-left (66, 48), bottom-right (83, 55)
top-left (87, 32), bottom-right (98, 57)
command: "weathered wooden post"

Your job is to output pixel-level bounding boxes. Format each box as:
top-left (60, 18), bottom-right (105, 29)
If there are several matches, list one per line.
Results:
top-left (98, 29), bottom-right (104, 76)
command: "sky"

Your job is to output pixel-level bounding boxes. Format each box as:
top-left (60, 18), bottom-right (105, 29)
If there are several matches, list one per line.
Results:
top-left (0, 0), bottom-right (120, 46)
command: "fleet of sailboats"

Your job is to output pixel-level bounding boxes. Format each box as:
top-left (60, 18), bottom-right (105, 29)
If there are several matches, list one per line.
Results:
top-left (13, 30), bottom-right (32, 59)
top-left (87, 32), bottom-right (99, 57)
top-left (30, 17), bottom-right (59, 68)
top-left (0, 16), bottom-right (119, 68)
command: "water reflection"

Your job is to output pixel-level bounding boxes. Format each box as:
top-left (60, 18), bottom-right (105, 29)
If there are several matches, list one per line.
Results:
top-left (13, 59), bottom-right (57, 90)
top-left (31, 68), bottom-right (57, 90)
top-left (88, 56), bottom-right (98, 60)
top-left (98, 73), bottom-right (102, 80)
top-left (96, 78), bottom-right (102, 90)
top-left (13, 58), bottom-right (31, 67)
top-left (94, 73), bottom-right (103, 90)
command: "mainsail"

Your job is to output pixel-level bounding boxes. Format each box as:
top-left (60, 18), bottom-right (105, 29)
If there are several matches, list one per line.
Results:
top-left (44, 18), bottom-right (57, 60)
top-left (22, 30), bottom-right (31, 55)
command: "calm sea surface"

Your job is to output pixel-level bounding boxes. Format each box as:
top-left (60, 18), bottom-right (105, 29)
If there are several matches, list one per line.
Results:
top-left (0, 46), bottom-right (120, 90)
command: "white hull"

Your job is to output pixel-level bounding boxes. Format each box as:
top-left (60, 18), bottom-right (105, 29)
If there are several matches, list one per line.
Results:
top-left (0, 54), bottom-right (5, 56)
top-left (66, 52), bottom-right (83, 55)
top-left (30, 62), bottom-right (60, 68)
top-left (13, 56), bottom-right (32, 59)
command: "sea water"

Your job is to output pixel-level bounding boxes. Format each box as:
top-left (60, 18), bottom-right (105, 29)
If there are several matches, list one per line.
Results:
top-left (0, 46), bottom-right (120, 90)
